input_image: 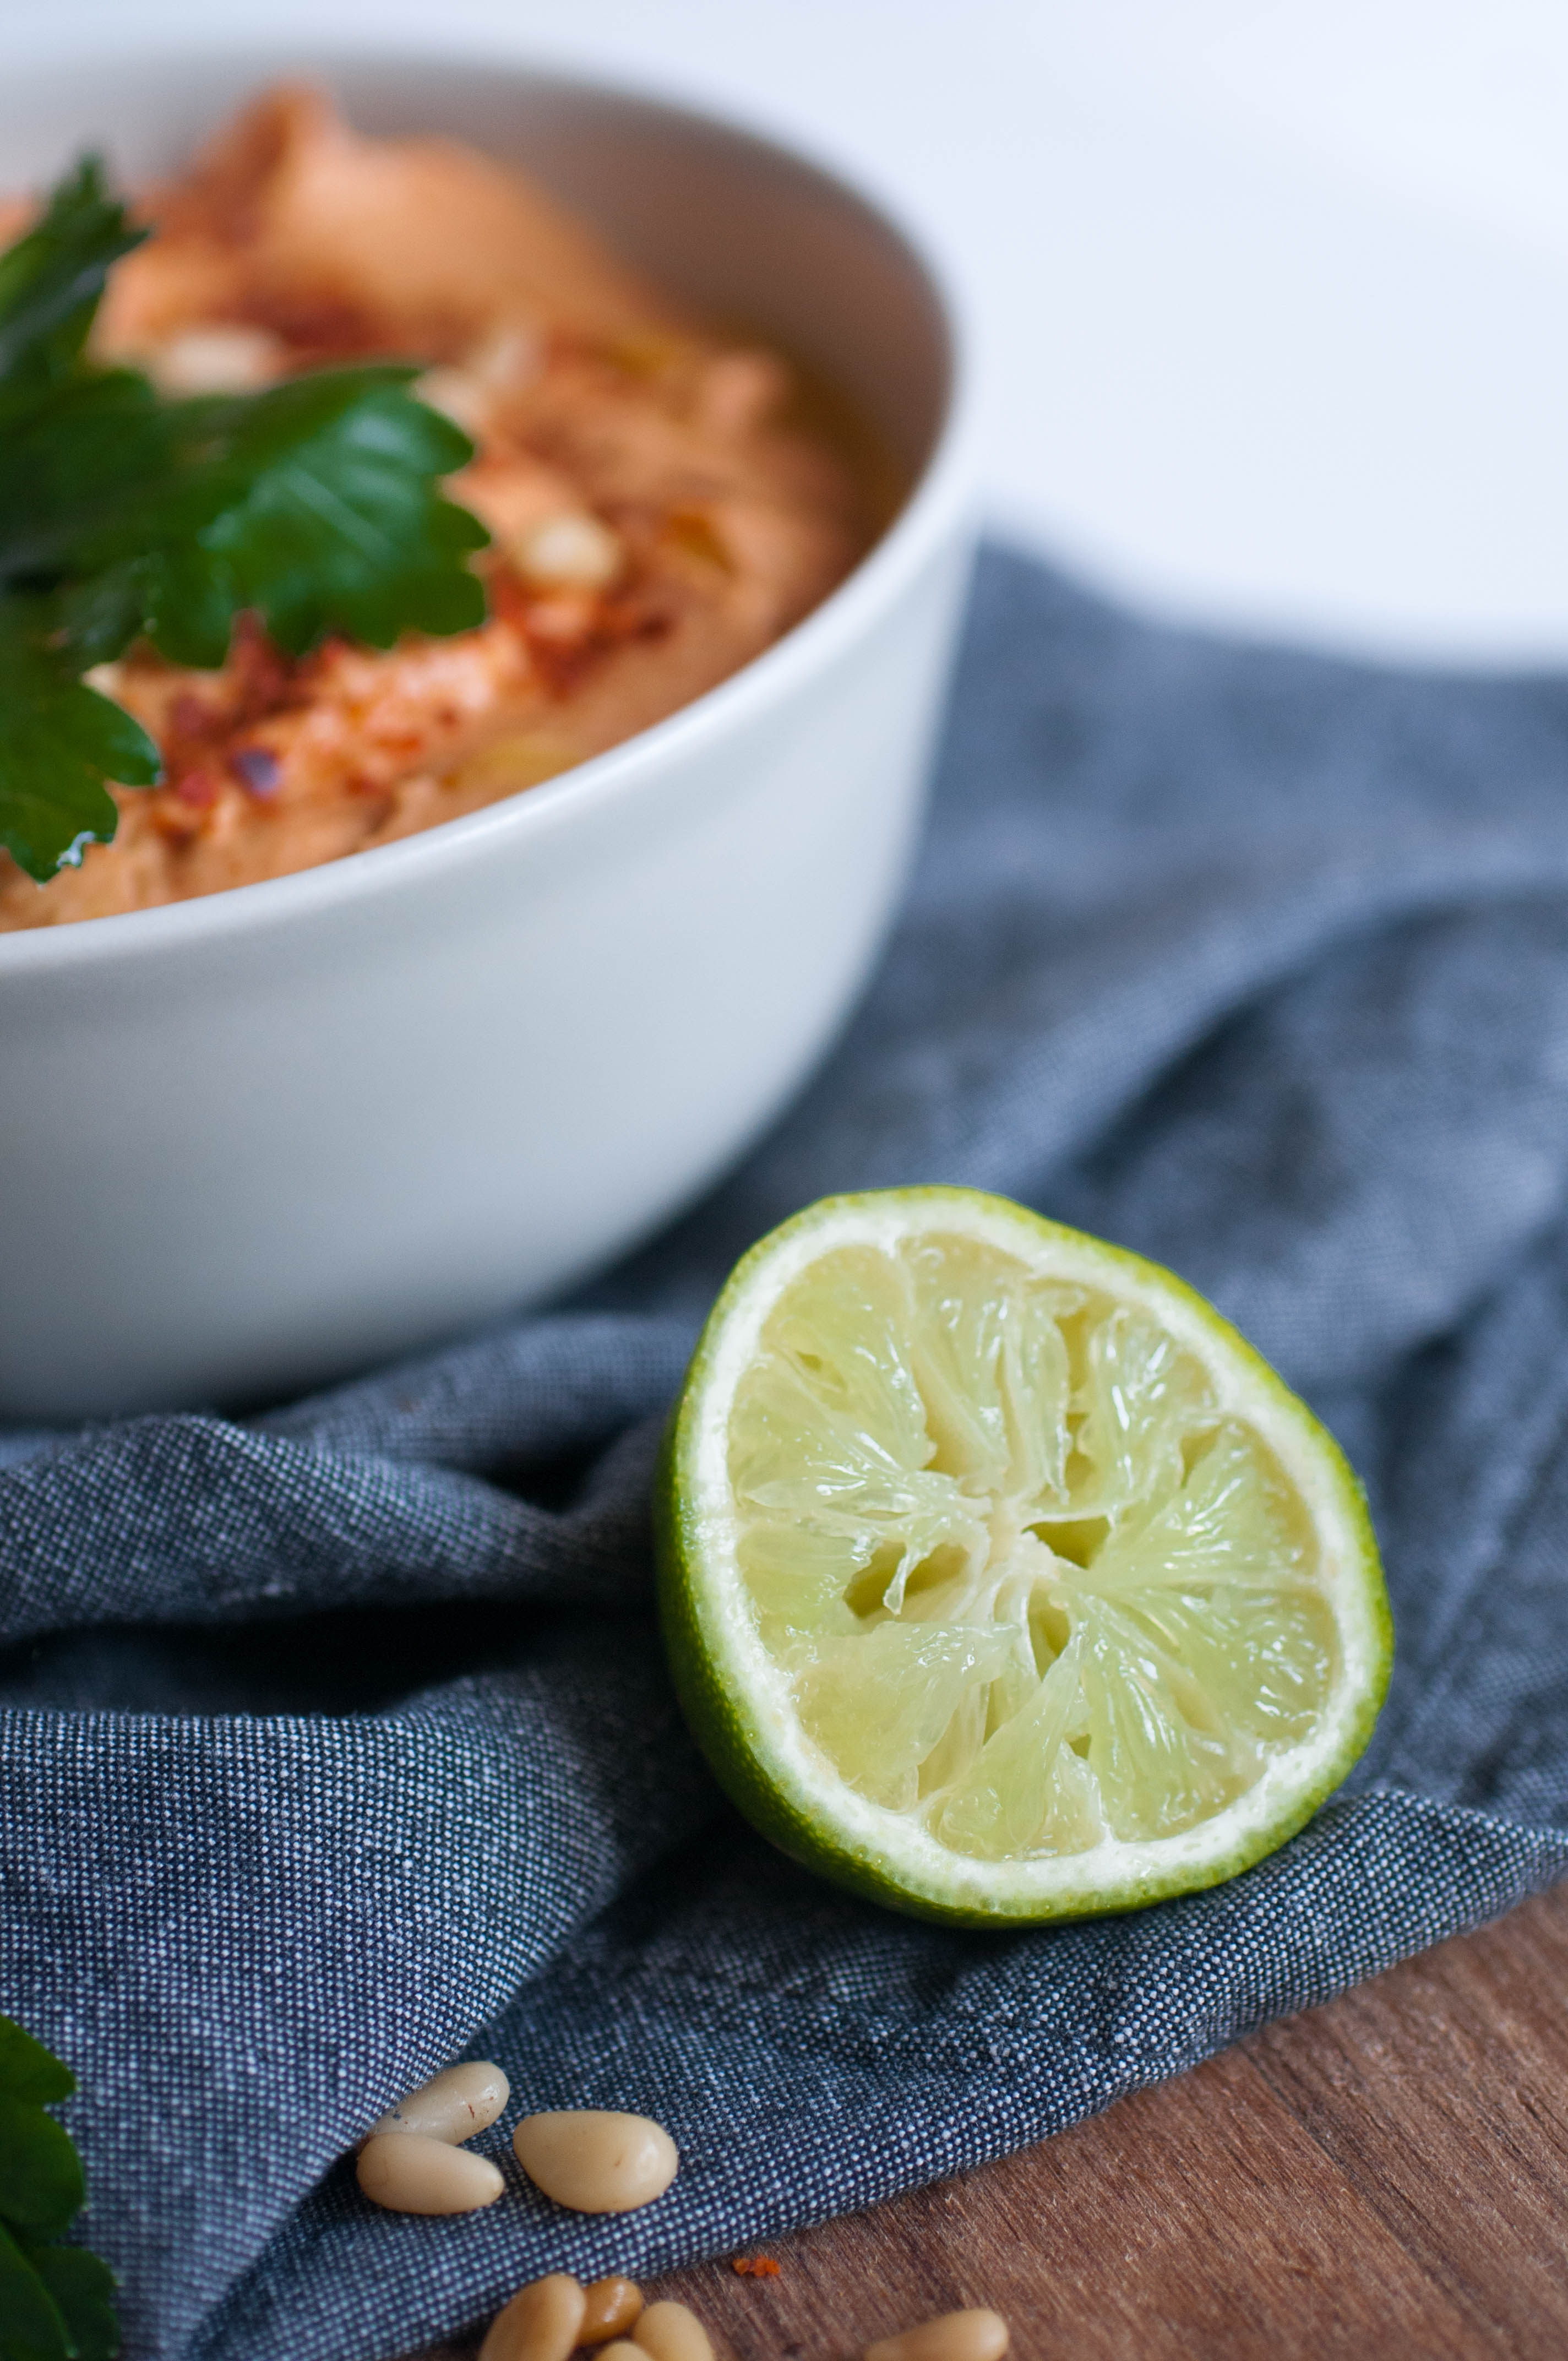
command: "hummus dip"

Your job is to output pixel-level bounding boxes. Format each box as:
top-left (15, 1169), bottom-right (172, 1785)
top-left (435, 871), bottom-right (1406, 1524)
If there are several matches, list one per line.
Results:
top-left (0, 88), bottom-right (874, 930)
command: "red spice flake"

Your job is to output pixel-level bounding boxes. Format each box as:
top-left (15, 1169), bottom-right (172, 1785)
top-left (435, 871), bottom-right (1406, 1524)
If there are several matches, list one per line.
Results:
top-left (173, 770), bottom-right (219, 809)
top-left (730, 2257), bottom-right (781, 2278)
top-left (488, 559), bottom-right (678, 696)
top-left (524, 591), bottom-right (598, 646)
top-left (596, 589), bottom-right (676, 650)
top-left (231, 618), bottom-right (299, 710)
top-left (486, 567), bottom-right (535, 633)
top-left (239, 292), bottom-right (379, 366)
top-left (171, 693), bottom-right (215, 738)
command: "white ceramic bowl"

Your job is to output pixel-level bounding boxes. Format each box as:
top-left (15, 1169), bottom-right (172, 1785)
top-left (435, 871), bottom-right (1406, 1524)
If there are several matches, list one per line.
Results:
top-left (0, 48), bottom-right (972, 1421)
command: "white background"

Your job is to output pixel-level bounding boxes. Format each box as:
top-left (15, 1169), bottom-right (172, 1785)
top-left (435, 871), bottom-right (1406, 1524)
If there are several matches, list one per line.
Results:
top-left (7, 0), bottom-right (1568, 663)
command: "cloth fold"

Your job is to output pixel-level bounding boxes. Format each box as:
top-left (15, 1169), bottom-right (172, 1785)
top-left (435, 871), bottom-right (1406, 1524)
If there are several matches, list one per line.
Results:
top-left (7, 546), bottom-right (1568, 2360)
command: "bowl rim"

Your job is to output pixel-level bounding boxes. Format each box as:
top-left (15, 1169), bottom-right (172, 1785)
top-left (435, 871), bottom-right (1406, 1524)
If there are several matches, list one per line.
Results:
top-left (0, 39), bottom-right (977, 976)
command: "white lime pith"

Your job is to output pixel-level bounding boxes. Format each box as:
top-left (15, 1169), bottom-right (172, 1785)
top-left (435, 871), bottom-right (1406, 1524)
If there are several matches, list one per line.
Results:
top-left (655, 1189), bottom-right (1392, 1925)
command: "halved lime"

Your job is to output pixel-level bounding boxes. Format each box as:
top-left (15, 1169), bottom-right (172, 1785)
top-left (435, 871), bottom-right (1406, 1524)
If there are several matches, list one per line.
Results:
top-left (655, 1188), bottom-right (1391, 1924)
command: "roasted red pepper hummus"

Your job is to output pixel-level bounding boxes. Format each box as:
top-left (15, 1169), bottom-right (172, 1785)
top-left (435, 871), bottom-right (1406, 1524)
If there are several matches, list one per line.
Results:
top-left (0, 88), bottom-right (871, 930)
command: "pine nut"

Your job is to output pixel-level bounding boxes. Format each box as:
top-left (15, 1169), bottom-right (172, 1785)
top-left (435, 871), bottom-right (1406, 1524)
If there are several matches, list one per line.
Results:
top-left (515, 514), bottom-right (623, 590)
top-left (633, 2300), bottom-right (714, 2361)
top-left (512, 2109), bottom-right (678, 2213)
top-left (368, 2060), bottom-right (510, 2145)
top-left (148, 325), bottom-right (283, 393)
top-left (596, 2346), bottom-right (644, 2361)
top-left (356, 2131), bottom-right (503, 2215)
top-left (463, 322), bottom-right (541, 393)
top-left (864, 2310), bottom-right (1010, 2361)
top-left (417, 367), bottom-right (488, 433)
top-left (580, 2277), bottom-right (644, 2344)
top-left (478, 2271), bottom-right (586, 2361)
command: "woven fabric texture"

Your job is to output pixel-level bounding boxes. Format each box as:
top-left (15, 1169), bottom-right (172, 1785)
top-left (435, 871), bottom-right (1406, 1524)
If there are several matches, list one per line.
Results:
top-left (6, 546), bottom-right (1568, 2359)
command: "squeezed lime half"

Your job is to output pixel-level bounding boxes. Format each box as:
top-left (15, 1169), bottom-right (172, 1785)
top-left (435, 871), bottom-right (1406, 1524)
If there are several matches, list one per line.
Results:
top-left (655, 1188), bottom-right (1391, 1925)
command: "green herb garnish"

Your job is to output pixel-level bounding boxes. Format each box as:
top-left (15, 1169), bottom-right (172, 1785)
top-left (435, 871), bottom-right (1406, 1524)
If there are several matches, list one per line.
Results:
top-left (0, 157), bottom-right (489, 883)
top-left (0, 2012), bottom-right (118, 2361)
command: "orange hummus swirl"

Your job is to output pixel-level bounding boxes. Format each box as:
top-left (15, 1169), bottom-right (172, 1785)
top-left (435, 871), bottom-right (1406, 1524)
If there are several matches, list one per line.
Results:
top-left (0, 87), bottom-right (872, 930)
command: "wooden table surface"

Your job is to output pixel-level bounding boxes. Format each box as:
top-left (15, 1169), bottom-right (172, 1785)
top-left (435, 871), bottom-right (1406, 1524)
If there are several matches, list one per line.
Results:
top-left (410, 1883), bottom-right (1568, 2361)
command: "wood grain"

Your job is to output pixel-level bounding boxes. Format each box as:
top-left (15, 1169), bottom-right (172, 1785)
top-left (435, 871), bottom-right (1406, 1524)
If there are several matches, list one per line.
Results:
top-left (402, 1883), bottom-right (1568, 2361)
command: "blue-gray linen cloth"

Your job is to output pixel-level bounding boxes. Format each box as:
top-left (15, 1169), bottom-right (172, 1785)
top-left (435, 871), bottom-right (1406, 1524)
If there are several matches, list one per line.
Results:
top-left (7, 545), bottom-right (1568, 2361)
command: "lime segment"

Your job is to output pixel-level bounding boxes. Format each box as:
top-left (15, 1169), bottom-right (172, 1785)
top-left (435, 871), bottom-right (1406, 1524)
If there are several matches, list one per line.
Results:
top-left (657, 1189), bottom-right (1391, 1924)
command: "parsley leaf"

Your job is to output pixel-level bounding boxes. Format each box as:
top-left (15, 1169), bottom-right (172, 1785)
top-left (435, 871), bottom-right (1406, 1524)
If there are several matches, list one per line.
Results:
top-left (0, 156), bottom-right (145, 388)
top-left (0, 152), bottom-right (489, 886)
top-left (0, 2095), bottom-right (83, 2242)
top-left (75, 369), bottom-right (489, 669)
top-left (0, 369), bottom-right (169, 589)
top-left (0, 2222), bottom-right (75, 2361)
top-left (0, 2012), bottom-right (118, 2361)
top-left (0, 2017), bottom-right (75, 2105)
top-left (0, 602), bottom-right (159, 883)
top-left (28, 2246), bottom-right (120, 2361)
